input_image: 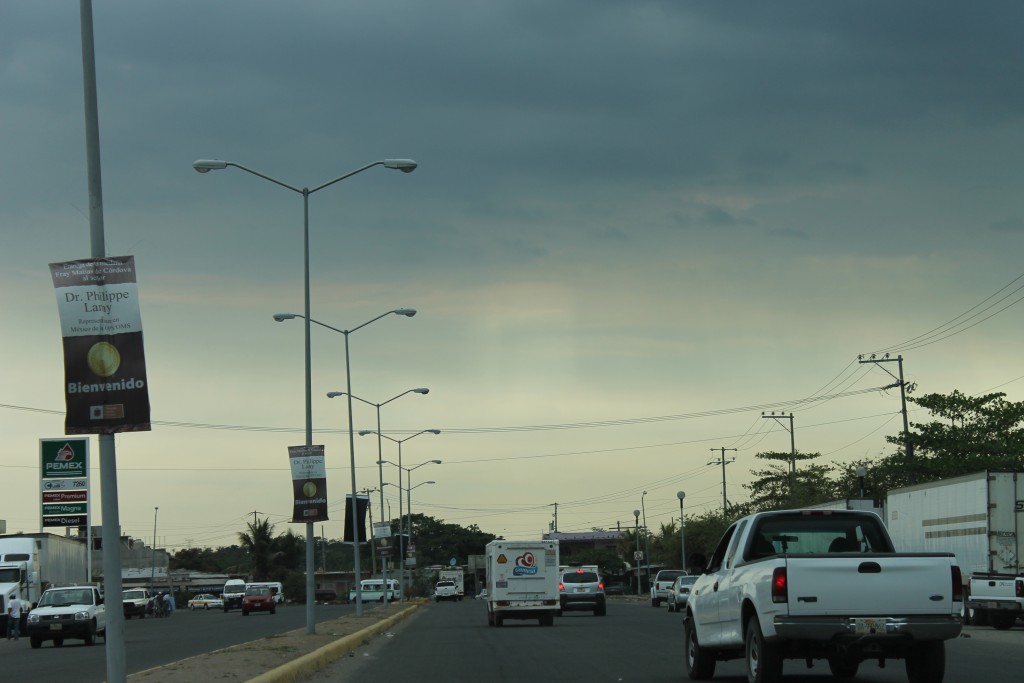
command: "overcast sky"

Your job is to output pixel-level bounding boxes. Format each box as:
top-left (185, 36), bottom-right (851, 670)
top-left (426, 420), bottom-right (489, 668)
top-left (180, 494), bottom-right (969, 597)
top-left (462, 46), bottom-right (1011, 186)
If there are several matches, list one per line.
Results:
top-left (3, 1), bottom-right (1024, 553)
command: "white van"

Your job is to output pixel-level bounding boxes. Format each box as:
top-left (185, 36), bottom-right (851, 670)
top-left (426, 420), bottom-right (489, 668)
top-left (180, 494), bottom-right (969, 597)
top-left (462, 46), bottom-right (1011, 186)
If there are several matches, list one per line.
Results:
top-left (246, 581), bottom-right (285, 604)
top-left (222, 579), bottom-right (246, 612)
top-left (348, 578), bottom-right (400, 603)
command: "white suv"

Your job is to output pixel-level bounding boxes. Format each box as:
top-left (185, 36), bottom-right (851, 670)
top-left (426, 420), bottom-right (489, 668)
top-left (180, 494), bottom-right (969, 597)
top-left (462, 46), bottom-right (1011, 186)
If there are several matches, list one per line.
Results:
top-left (27, 585), bottom-right (106, 648)
top-left (650, 569), bottom-right (685, 607)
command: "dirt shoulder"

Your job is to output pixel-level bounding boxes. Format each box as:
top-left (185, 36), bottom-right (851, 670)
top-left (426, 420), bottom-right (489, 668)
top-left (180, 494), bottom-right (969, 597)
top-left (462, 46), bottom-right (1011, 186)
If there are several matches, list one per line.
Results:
top-left (127, 602), bottom-right (415, 683)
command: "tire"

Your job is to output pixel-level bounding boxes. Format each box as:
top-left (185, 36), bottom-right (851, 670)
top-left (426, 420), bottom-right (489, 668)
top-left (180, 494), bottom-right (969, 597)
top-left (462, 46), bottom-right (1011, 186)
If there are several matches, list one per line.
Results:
top-left (905, 640), bottom-right (944, 683)
top-left (651, 597), bottom-right (659, 607)
top-left (989, 612), bottom-right (1016, 630)
top-left (270, 606), bottom-right (276, 615)
top-left (125, 614), bottom-right (131, 620)
top-left (242, 610), bottom-right (250, 616)
top-left (684, 616), bottom-right (716, 680)
top-left (30, 636), bottom-right (41, 649)
top-left (487, 610), bottom-right (494, 627)
top-left (745, 617), bottom-right (782, 683)
top-left (205, 604), bottom-right (210, 611)
top-left (596, 602), bottom-right (607, 617)
top-left (668, 599), bottom-right (676, 613)
top-left (495, 614), bottom-right (504, 627)
top-left (54, 638), bottom-right (64, 647)
top-left (540, 613), bottom-right (554, 627)
top-left (84, 627), bottom-right (94, 647)
top-left (828, 656), bottom-right (859, 678)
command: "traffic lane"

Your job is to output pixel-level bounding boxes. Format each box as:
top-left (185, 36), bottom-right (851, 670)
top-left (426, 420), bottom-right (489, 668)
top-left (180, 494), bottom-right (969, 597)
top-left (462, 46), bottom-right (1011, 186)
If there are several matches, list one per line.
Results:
top-left (307, 601), bottom-right (1020, 683)
top-left (0, 602), bottom-right (358, 683)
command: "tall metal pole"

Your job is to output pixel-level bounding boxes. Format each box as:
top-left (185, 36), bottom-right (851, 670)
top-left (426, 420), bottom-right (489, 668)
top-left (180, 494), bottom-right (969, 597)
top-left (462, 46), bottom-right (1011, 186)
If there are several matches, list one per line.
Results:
top-left (80, 2), bottom-right (125, 680)
top-left (396, 441), bottom-right (405, 602)
top-left (301, 192), bottom-right (317, 633)
top-left (633, 510), bottom-right (641, 597)
top-left (677, 492), bottom-right (686, 572)
top-left (896, 356), bottom-right (915, 484)
top-left (151, 507), bottom-right (158, 589)
top-left (376, 405), bottom-right (386, 589)
top-left (641, 492), bottom-right (650, 591)
top-left (343, 331), bottom-right (365, 616)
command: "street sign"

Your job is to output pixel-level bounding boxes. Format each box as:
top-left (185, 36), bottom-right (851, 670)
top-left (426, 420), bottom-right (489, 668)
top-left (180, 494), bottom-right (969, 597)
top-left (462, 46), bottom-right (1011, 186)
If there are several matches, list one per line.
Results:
top-left (634, 551), bottom-right (644, 561)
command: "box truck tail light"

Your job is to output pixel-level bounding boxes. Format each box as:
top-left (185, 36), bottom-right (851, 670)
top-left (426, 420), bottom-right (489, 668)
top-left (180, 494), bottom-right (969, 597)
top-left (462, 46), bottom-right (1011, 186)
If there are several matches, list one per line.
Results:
top-left (542, 599), bottom-right (557, 606)
top-left (497, 600), bottom-right (511, 607)
top-left (951, 566), bottom-right (963, 602)
top-left (771, 567), bottom-right (788, 604)
top-left (1016, 579), bottom-right (1024, 599)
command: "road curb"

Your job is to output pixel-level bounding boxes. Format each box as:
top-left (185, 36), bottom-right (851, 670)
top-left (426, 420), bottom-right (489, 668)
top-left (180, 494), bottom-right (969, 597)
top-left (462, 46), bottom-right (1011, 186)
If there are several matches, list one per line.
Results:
top-left (245, 602), bottom-right (422, 683)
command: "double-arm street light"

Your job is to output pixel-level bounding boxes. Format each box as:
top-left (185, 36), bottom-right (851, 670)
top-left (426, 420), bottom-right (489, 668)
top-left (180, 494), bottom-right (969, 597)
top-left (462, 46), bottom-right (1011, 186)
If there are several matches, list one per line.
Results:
top-left (277, 309), bottom-right (416, 616)
top-left (383, 473), bottom-right (438, 597)
top-left (327, 388), bottom-right (429, 599)
top-left (193, 156), bottom-right (416, 633)
top-left (360, 429), bottom-right (440, 601)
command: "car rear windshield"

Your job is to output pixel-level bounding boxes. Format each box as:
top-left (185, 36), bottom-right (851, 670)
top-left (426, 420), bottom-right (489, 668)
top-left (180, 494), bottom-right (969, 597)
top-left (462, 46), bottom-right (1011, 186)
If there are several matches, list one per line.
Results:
top-left (437, 581), bottom-right (455, 587)
top-left (561, 572), bottom-right (599, 584)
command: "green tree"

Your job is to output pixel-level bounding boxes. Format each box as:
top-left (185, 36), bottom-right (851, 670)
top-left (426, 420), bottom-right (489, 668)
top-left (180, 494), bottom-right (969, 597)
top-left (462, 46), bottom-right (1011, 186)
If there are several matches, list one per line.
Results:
top-left (238, 517), bottom-right (275, 581)
top-left (744, 450), bottom-right (837, 510)
top-left (887, 390), bottom-right (1024, 484)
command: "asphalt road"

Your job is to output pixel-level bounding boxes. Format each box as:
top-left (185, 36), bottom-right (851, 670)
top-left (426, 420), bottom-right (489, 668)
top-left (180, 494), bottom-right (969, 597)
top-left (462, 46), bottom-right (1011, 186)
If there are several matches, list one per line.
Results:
top-left (303, 598), bottom-right (1023, 683)
top-left (0, 601), bottom-right (358, 682)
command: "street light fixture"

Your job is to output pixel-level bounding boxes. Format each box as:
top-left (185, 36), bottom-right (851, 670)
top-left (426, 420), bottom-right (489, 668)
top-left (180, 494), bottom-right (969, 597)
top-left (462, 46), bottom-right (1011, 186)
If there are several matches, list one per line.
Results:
top-left (362, 430), bottom-right (440, 601)
top-left (326, 388), bottom-right (429, 597)
top-left (193, 156), bottom-right (416, 633)
top-left (278, 310), bottom-right (416, 616)
top-left (677, 491), bottom-right (686, 573)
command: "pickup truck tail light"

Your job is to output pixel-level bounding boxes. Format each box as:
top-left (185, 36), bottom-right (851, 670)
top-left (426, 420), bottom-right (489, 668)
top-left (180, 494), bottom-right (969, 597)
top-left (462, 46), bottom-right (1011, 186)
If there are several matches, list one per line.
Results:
top-left (771, 567), bottom-right (788, 604)
top-left (951, 566), bottom-right (963, 602)
top-left (1016, 578), bottom-right (1024, 599)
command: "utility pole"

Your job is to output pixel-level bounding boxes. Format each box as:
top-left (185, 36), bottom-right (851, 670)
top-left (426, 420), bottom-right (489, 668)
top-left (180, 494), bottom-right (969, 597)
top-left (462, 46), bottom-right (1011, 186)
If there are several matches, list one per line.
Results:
top-left (762, 412), bottom-right (796, 501)
top-left (708, 448), bottom-right (737, 518)
top-left (551, 502), bottom-right (558, 533)
top-left (859, 354), bottom-right (915, 484)
top-left (250, 510), bottom-right (264, 528)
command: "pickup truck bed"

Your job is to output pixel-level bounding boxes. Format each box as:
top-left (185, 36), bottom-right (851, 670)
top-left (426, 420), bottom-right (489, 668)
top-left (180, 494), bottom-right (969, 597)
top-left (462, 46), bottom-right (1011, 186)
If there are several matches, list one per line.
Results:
top-left (684, 509), bottom-right (962, 683)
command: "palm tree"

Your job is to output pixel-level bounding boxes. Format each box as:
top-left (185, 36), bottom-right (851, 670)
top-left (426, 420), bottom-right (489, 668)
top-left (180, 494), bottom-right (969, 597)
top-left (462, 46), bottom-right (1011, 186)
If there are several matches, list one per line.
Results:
top-left (238, 517), bottom-right (275, 581)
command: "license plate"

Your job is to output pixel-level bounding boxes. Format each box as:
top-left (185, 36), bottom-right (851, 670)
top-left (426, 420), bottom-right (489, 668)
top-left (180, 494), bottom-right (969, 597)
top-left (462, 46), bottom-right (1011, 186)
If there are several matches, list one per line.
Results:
top-left (575, 587), bottom-right (586, 593)
top-left (852, 618), bottom-right (885, 635)
top-left (49, 624), bottom-right (63, 631)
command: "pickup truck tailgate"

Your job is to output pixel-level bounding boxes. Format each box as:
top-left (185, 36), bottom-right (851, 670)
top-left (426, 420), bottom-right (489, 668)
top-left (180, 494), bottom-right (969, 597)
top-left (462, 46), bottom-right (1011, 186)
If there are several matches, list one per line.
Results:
top-left (784, 555), bottom-right (954, 616)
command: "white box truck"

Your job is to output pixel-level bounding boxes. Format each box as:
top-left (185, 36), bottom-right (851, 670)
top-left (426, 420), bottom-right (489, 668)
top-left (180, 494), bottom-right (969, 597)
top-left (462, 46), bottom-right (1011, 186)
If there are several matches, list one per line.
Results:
top-left (437, 569), bottom-right (464, 600)
top-left (0, 533), bottom-right (89, 633)
top-left (886, 470), bottom-right (1023, 628)
top-left (485, 539), bottom-right (559, 627)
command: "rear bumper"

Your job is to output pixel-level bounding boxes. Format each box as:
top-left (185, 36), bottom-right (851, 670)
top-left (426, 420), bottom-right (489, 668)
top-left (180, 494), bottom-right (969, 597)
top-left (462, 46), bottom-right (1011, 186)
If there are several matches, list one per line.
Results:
top-left (967, 598), bottom-right (1024, 613)
top-left (560, 594), bottom-right (606, 610)
top-left (773, 614), bottom-right (962, 641)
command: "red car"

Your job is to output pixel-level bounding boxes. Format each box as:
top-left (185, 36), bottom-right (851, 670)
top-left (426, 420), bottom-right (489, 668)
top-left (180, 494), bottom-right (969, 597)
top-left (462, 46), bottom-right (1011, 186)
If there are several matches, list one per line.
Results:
top-left (241, 586), bottom-right (277, 616)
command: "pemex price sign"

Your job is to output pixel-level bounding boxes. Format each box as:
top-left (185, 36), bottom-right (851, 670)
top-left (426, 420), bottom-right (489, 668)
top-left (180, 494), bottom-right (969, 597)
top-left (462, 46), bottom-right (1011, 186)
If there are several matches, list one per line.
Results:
top-left (40, 438), bottom-right (90, 528)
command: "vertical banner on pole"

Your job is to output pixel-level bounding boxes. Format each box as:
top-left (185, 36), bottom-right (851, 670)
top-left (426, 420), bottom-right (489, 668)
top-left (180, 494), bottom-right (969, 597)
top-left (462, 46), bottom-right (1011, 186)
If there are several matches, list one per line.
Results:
top-left (343, 495), bottom-right (370, 543)
top-left (289, 445), bottom-right (328, 522)
top-left (49, 256), bottom-right (151, 434)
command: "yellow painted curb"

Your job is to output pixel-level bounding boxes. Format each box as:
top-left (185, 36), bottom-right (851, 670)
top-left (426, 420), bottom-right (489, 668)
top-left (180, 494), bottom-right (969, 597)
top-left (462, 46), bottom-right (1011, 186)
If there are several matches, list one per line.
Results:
top-left (246, 603), bottom-right (422, 683)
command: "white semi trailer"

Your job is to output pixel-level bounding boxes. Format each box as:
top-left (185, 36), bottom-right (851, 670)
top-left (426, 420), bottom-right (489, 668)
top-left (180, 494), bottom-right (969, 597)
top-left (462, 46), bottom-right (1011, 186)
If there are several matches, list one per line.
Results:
top-left (0, 533), bottom-right (89, 632)
top-left (886, 470), bottom-right (1023, 628)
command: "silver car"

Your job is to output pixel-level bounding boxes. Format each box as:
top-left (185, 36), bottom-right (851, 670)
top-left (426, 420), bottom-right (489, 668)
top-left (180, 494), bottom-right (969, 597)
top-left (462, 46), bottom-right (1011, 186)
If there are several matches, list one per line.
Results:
top-left (666, 575), bottom-right (697, 613)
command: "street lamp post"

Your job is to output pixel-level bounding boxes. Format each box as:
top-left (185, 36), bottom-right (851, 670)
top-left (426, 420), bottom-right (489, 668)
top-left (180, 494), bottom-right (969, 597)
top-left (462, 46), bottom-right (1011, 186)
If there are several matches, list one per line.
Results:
top-left (633, 509), bottom-right (641, 597)
top-left (363, 431), bottom-right (439, 601)
top-left (327, 388), bottom-right (429, 598)
top-left (641, 492), bottom-right (650, 590)
top-left (151, 507), bottom-right (158, 591)
top-left (404, 476), bottom-right (437, 595)
top-left (677, 491), bottom-right (686, 573)
top-left (277, 310), bottom-right (416, 617)
top-left (193, 157), bottom-right (416, 632)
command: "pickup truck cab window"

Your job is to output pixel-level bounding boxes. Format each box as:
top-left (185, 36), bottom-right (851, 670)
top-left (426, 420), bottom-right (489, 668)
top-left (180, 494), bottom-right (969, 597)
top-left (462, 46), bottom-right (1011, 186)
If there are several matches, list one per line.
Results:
top-left (747, 511), bottom-right (894, 559)
top-left (722, 519), bottom-right (748, 568)
top-left (705, 524), bottom-right (737, 573)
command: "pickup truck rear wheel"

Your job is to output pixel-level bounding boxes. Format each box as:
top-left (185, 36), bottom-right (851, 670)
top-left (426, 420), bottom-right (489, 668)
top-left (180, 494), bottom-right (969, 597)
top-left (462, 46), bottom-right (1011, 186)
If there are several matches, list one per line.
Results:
top-left (905, 640), bottom-right (944, 683)
top-left (827, 656), bottom-right (859, 678)
top-left (989, 612), bottom-right (1016, 630)
top-left (684, 617), bottom-right (716, 680)
top-left (745, 618), bottom-right (782, 683)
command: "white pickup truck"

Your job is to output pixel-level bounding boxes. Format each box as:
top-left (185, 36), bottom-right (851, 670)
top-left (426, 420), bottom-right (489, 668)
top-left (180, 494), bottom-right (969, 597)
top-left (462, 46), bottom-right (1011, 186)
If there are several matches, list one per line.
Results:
top-left (684, 509), bottom-right (963, 683)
